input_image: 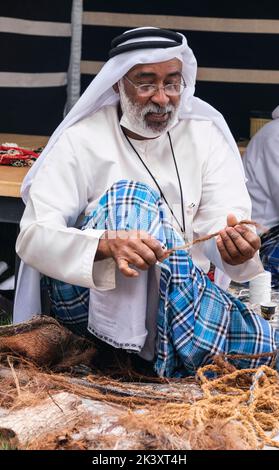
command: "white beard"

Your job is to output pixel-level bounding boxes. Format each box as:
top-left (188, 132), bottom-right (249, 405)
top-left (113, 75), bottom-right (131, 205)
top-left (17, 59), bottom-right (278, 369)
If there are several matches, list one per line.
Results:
top-left (118, 79), bottom-right (180, 138)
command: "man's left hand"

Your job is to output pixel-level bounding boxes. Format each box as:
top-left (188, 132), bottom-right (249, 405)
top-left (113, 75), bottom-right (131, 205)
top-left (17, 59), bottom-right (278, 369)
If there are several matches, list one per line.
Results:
top-left (216, 214), bottom-right (261, 265)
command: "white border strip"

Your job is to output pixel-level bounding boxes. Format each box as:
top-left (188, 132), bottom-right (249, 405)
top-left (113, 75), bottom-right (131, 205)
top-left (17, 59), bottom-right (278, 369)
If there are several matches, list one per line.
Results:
top-left (81, 60), bottom-right (104, 75)
top-left (197, 67), bottom-right (279, 84)
top-left (83, 12), bottom-right (279, 35)
top-left (80, 61), bottom-right (279, 84)
top-left (0, 72), bottom-right (67, 87)
top-left (66, 0), bottom-right (83, 113)
top-left (0, 16), bottom-right (71, 36)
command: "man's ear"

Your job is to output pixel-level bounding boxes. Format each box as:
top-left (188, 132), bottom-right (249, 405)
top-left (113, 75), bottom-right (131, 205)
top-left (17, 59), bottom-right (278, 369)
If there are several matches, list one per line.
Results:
top-left (113, 82), bottom-right (119, 94)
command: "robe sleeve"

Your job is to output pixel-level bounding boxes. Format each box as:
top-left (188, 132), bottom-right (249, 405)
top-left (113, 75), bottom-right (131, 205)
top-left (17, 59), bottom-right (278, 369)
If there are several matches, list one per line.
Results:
top-left (262, 131), bottom-right (279, 214)
top-left (16, 130), bottom-right (116, 290)
top-left (193, 123), bottom-right (263, 282)
top-left (243, 121), bottom-right (279, 229)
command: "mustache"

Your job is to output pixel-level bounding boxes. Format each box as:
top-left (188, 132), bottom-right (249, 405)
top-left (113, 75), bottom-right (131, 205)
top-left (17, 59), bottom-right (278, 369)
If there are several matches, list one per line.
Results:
top-left (142, 104), bottom-right (175, 115)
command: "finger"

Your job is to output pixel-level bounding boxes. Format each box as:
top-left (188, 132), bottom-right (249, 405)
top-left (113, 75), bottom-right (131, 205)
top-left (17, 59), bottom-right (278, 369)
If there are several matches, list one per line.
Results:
top-left (117, 258), bottom-right (139, 277)
top-left (225, 227), bottom-right (256, 258)
top-left (227, 213), bottom-right (238, 227)
top-left (216, 236), bottom-right (236, 265)
top-left (126, 238), bottom-right (157, 266)
top-left (128, 252), bottom-right (150, 270)
top-left (135, 244), bottom-right (159, 266)
top-left (129, 230), bottom-right (166, 261)
top-left (142, 237), bottom-right (166, 261)
top-left (234, 225), bottom-right (261, 250)
top-left (219, 229), bottom-right (243, 259)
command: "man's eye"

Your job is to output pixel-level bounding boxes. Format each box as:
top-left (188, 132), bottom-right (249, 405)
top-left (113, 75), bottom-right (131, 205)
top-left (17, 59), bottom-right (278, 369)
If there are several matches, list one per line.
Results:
top-left (139, 84), bottom-right (156, 91)
top-left (165, 83), bottom-right (180, 90)
top-left (166, 82), bottom-right (180, 87)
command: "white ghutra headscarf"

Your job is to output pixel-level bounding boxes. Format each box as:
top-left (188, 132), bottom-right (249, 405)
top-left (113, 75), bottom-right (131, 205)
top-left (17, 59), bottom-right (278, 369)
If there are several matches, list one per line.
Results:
top-left (21, 27), bottom-right (243, 203)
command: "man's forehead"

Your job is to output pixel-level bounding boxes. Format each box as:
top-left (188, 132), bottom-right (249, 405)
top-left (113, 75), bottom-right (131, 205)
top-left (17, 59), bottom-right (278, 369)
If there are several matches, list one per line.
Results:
top-left (127, 58), bottom-right (182, 76)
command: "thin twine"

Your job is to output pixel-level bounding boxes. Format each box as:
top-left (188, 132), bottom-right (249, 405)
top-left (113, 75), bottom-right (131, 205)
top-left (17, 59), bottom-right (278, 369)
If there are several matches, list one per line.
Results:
top-left (165, 219), bottom-right (269, 256)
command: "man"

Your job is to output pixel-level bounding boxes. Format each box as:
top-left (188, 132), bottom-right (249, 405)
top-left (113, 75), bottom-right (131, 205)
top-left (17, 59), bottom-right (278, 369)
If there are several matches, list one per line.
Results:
top-left (243, 105), bottom-right (279, 288)
top-left (15, 28), bottom-right (278, 376)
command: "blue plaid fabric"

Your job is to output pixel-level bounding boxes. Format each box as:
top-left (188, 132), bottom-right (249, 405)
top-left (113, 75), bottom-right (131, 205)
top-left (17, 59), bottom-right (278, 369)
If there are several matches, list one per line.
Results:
top-left (42, 278), bottom-right (89, 337)
top-left (260, 224), bottom-right (279, 289)
top-left (43, 180), bottom-right (279, 377)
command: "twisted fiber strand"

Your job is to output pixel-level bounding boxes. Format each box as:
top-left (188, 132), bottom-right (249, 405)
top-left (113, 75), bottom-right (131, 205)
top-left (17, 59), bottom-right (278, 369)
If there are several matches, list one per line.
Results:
top-left (143, 363), bottom-right (279, 449)
top-left (166, 219), bottom-right (268, 255)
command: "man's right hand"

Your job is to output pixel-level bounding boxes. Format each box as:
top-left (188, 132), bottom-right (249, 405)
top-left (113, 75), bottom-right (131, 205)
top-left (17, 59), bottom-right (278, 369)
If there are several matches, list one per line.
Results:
top-left (96, 230), bottom-right (166, 277)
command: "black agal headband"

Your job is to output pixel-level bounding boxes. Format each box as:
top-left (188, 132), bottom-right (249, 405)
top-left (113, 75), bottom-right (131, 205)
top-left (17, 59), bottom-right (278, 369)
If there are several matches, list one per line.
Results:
top-left (109, 28), bottom-right (183, 59)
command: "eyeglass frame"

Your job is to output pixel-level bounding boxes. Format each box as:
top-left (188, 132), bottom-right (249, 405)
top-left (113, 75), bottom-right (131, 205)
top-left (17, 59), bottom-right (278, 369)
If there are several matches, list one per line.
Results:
top-left (123, 75), bottom-right (187, 97)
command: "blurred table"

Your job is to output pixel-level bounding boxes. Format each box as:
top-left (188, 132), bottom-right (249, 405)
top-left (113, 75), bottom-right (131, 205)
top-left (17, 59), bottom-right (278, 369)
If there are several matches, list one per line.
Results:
top-left (0, 134), bottom-right (48, 223)
top-left (0, 134), bottom-right (48, 307)
top-left (0, 166), bottom-right (29, 199)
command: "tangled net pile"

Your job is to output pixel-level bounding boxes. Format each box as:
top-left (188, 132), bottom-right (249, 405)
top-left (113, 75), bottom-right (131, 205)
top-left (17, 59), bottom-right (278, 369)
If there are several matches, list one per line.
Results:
top-left (0, 316), bottom-right (278, 449)
top-left (0, 355), bottom-right (278, 449)
top-left (136, 360), bottom-right (279, 450)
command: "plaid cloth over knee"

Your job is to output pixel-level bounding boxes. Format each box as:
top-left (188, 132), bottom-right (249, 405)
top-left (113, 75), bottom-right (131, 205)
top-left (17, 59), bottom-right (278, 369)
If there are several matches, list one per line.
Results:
top-left (44, 180), bottom-right (279, 377)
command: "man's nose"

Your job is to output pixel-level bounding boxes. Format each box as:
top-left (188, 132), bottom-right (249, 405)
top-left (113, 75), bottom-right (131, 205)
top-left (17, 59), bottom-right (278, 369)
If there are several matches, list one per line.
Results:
top-left (150, 87), bottom-right (170, 107)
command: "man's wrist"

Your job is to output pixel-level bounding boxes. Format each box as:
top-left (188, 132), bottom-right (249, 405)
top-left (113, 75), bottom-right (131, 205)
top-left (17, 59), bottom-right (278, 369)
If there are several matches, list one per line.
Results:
top-left (96, 232), bottom-right (112, 261)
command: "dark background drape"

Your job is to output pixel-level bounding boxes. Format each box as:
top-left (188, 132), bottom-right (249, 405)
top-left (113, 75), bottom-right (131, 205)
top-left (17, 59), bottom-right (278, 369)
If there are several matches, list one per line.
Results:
top-left (0, 0), bottom-right (73, 135)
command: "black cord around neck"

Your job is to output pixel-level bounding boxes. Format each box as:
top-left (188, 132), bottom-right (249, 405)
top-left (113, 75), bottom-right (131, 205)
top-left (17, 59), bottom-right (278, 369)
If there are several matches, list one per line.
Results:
top-left (167, 131), bottom-right (186, 238)
top-left (124, 131), bottom-right (186, 238)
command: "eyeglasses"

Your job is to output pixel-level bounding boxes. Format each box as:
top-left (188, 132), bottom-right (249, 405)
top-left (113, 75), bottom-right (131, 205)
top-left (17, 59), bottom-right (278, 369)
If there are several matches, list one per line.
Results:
top-left (124, 75), bottom-right (186, 97)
